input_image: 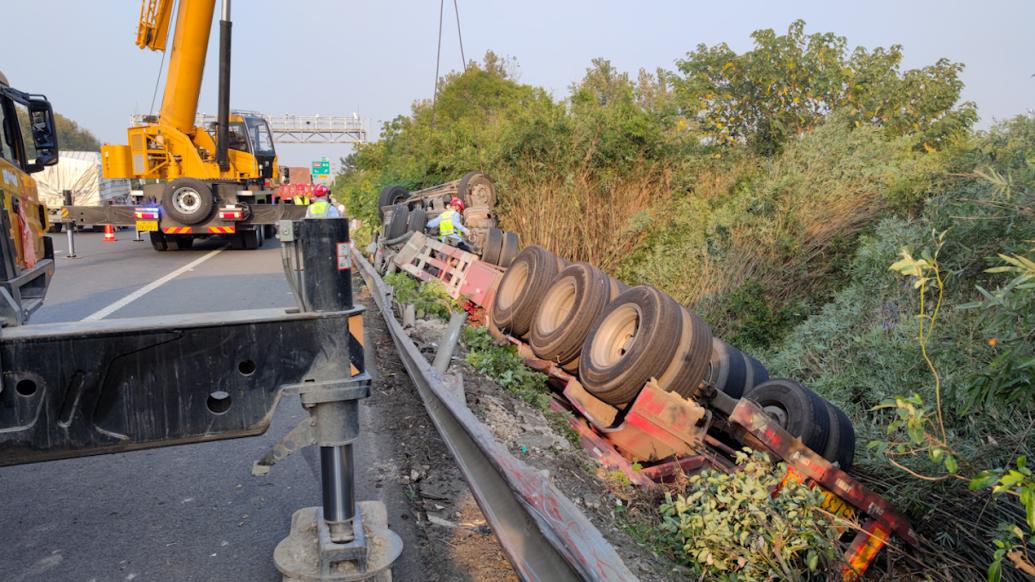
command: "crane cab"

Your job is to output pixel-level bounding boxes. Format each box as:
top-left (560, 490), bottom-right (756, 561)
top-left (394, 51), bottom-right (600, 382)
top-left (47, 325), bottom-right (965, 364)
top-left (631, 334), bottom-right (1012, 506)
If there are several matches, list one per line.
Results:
top-left (214, 112), bottom-right (277, 181)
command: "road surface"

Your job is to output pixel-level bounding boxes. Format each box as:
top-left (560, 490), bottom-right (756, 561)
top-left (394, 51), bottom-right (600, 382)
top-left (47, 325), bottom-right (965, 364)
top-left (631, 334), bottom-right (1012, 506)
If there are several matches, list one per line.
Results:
top-left (1, 231), bottom-right (423, 581)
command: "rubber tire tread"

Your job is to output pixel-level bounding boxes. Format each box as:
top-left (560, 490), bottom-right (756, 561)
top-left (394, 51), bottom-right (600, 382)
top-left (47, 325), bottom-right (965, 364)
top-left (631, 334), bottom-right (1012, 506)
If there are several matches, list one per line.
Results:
top-left (706, 339), bottom-right (749, 398)
top-left (654, 299), bottom-right (713, 399)
top-left (529, 262), bottom-right (613, 372)
top-left (744, 379), bottom-right (831, 454)
top-left (149, 231), bottom-right (168, 252)
top-left (742, 353), bottom-right (769, 393)
top-left (821, 400), bottom-right (856, 470)
top-left (407, 208), bottom-right (427, 233)
top-left (497, 232), bottom-right (520, 268)
top-left (482, 228), bottom-right (504, 264)
top-left (386, 204), bottom-right (409, 239)
top-left (161, 178), bottom-right (215, 226)
top-left (378, 186), bottom-right (409, 219)
top-left (490, 245), bottom-right (563, 338)
top-left (578, 286), bottom-right (680, 405)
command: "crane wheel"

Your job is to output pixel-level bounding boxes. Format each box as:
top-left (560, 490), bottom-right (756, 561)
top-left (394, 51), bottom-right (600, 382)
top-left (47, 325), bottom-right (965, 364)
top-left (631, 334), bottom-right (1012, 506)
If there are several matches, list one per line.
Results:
top-left (149, 231), bottom-right (169, 252)
top-left (162, 178), bottom-right (215, 226)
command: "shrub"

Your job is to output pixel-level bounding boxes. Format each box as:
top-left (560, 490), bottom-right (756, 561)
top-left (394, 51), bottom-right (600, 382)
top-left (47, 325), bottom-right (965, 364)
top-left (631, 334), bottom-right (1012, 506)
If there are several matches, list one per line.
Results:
top-left (384, 273), bottom-right (454, 320)
top-left (462, 327), bottom-right (551, 410)
top-left (658, 450), bottom-right (841, 581)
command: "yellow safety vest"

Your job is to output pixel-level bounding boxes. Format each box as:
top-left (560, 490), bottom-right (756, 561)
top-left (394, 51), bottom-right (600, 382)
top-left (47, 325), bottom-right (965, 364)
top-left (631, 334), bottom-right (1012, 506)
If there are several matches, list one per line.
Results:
top-left (309, 200), bottom-right (330, 216)
top-left (439, 209), bottom-right (457, 239)
top-left (293, 196), bottom-right (311, 205)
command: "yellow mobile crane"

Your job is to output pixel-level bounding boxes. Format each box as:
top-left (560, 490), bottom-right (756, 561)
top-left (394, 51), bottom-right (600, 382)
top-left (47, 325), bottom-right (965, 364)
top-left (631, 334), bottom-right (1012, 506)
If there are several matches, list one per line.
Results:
top-left (96, 0), bottom-right (299, 250)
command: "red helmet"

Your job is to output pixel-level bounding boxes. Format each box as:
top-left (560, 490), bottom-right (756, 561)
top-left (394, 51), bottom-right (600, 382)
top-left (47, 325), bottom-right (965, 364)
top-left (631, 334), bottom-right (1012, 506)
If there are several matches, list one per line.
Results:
top-left (313, 184), bottom-right (330, 198)
top-left (449, 196), bottom-right (464, 212)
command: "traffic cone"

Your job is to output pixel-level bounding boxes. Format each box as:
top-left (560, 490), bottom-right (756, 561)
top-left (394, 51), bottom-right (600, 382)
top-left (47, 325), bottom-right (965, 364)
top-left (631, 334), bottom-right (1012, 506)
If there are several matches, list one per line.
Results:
top-left (103, 224), bottom-right (117, 242)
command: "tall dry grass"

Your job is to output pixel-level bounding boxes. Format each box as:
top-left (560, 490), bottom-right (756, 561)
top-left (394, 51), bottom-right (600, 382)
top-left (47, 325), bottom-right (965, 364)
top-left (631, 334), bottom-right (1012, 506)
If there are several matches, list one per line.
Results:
top-left (493, 159), bottom-right (674, 273)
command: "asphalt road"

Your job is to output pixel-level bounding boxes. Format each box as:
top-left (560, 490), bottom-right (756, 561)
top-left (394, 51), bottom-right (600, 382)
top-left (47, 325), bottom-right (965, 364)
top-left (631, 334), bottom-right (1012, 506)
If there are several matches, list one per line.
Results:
top-left (1, 231), bottom-right (421, 581)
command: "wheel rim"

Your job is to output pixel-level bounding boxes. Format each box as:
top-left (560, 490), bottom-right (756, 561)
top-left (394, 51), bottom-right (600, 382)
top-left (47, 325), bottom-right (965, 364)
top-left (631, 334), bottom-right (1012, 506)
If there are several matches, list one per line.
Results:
top-left (172, 186), bottom-right (202, 215)
top-left (591, 304), bottom-right (641, 368)
top-left (538, 278), bottom-right (577, 335)
top-left (762, 404), bottom-right (789, 428)
top-left (497, 262), bottom-right (529, 311)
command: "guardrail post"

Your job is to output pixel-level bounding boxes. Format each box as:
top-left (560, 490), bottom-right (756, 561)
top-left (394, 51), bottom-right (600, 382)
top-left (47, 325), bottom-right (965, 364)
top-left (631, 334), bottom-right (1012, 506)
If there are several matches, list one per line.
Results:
top-left (433, 310), bottom-right (468, 373)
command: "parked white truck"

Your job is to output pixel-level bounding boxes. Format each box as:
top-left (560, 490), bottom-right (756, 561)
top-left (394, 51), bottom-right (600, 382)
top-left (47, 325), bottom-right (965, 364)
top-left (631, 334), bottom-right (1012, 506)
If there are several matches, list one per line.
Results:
top-left (34, 150), bottom-right (131, 231)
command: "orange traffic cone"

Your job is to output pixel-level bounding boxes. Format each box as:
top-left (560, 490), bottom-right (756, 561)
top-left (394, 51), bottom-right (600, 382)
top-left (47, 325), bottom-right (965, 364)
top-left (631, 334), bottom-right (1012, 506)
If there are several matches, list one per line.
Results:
top-left (103, 224), bottom-right (117, 242)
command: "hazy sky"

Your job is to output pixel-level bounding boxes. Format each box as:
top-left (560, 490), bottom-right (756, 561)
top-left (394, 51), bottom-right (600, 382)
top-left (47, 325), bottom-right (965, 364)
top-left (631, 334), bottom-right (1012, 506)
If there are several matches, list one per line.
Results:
top-left (4, 1), bottom-right (1033, 167)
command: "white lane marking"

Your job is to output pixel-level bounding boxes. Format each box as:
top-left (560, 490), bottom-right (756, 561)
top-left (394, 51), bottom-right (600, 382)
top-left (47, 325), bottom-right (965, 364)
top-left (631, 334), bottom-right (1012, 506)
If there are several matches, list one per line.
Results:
top-left (81, 248), bottom-right (225, 321)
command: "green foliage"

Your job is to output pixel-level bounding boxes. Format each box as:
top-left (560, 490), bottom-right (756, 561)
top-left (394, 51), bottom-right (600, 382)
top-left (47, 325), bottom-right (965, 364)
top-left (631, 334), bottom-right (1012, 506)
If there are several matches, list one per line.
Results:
top-left (705, 279), bottom-right (805, 351)
top-left (462, 327), bottom-right (551, 410)
top-left (768, 115), bottom-right (1035, 578)
top-left (15, 109), bottom-right (101, 161)
top-left (545, 409), bottom-right (581, 446)
top-left (659, 450), bottom-right (841, 580)
top-left (622, 118), bottom-right (935, 345)
top-left (672, 19), bottom-right (976, 155)
top-left (383, 273), bottom-right (453, 320)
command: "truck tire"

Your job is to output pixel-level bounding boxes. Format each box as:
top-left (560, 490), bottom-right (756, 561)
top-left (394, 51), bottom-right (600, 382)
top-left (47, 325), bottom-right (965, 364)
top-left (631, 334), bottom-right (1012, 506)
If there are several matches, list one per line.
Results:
top-left (821, 400), bottom-right (856, 470)
top-left (705, 339), bottom-right (749, 398)
top-left (742, 353), bottom-right (769, 393)
top-left (162, 178), bottom-right (214, 226)
top-left (171, 235), bottom-right (194, 251)
top-left (497, 232), bottom-right (520, 268)
top-left (656, 302), bottom-right (712, 399)
top-left (482, 228), bottom-right (504, 264)
top-left (744, 379), bottom-right (831, 455)
top-left (149, 231), bottom-right (169, 252)
top-left (530, 263), bottom-right (615, 373)
top-left (457, 172), bottom-right (496, 208)
top-left (241, 230), bottom-right (259, 250)
top-left (490, 245), bottom-right (564, 339)
top-left (578, 286), bottom-right (682, 405)
top-left (262, 224), bottom-right (277, 240)
top-left (407, 207), bottom-right (427, 233)
top-left (378, 186), bottom-right (410, 220)
top-left (386, 205), bottom-right (409, 239)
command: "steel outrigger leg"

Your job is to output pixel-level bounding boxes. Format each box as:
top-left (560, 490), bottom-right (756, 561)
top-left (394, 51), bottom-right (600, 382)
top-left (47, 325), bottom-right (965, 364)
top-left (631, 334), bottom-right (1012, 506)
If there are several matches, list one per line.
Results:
top-left (264, 217), bottom-right (401, 581)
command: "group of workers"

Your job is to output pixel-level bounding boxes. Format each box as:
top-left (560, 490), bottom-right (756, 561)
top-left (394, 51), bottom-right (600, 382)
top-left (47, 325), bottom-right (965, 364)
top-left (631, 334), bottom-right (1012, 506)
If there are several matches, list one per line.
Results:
top-left (297, 184), bottom-right (471, 250)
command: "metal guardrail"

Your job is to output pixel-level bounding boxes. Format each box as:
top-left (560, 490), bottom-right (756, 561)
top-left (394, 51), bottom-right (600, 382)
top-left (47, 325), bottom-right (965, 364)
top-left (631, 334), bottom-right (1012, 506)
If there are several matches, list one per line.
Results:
top-left (354, 249), bottom-right (636, 582)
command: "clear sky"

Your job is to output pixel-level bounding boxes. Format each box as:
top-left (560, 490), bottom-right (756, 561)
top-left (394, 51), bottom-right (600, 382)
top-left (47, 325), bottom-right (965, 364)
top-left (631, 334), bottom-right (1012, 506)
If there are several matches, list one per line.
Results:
top-left (4, 1), bottom-right (1033, 167)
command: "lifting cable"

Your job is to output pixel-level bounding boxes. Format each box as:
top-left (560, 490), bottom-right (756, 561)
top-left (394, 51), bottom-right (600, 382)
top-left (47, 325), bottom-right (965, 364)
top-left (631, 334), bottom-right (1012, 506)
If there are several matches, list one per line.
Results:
top-left (426, 0), bottom-right (468, 185)
top-left (148, 0), bottom-right (178, 115)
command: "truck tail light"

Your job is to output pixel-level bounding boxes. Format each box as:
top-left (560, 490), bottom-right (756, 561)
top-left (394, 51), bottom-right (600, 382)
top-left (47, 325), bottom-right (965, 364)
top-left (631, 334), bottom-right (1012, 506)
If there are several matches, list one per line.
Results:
top-left (134, 207), bottom-right (160, 220)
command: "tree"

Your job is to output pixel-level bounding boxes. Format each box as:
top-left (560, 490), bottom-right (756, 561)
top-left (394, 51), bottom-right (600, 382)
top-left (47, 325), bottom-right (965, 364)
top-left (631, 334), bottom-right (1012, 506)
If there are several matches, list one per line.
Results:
top-left (54, 113), bottom-right (101, 151)
top-left (672, 20), bottom-right (976, 155)
top-left (17, 109), bottom-right (101, 153)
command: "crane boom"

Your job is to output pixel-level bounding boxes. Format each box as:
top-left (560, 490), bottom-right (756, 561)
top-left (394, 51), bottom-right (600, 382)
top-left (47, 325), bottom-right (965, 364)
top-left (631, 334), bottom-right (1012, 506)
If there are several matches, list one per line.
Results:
top-left (136, 0), bottom-right (175, 51)
top-left (158, 0), bottom-right (216, 134)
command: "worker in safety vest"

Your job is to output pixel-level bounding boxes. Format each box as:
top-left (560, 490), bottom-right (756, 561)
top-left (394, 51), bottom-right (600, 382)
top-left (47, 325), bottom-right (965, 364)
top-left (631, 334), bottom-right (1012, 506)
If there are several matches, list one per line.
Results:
top-left (293, 184), bottom-right (312, 206)
top-left (306, 185), bottom-right (341, 218)
top-left (427, 197), bottom-right (471, 249)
